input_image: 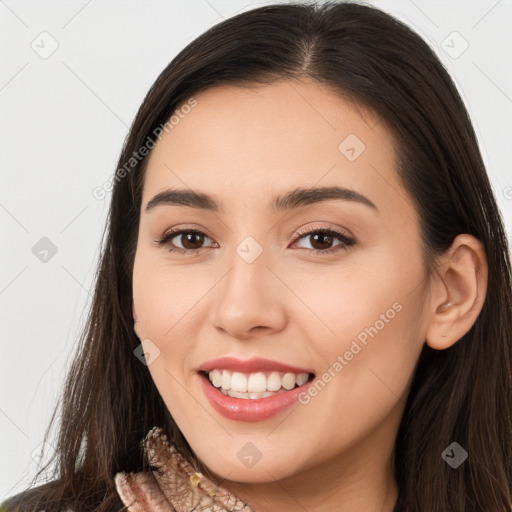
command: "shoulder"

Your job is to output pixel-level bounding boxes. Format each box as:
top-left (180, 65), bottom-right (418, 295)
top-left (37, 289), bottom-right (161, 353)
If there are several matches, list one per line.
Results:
top-left (1, 486), bottom-right (39, 512)
top-left (1, 488), bottom-right (38, 512)
top-left (0, 482), bottom-right (73, 512)
top-left (0, 490), bottom-right (23, 512)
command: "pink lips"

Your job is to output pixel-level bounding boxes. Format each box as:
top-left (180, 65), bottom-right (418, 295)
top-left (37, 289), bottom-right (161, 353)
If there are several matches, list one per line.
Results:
top-left (198, 356), bottom-right (314, 374)
top-left (197, 357), bottom-right (315, 422)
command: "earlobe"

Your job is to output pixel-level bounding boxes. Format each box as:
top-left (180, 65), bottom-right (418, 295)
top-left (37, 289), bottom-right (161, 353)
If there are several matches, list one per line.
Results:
top-left (425, 234), bottom-right (488, 350)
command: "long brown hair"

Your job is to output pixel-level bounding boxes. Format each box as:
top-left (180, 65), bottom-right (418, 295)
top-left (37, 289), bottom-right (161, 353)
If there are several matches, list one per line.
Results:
top-left (3, 2), bottom-right (511, 511)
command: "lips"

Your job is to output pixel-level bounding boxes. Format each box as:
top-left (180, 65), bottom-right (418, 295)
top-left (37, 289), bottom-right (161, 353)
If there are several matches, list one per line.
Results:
top-left (196, 357), bottom-right (316, 422)
top-left (198, 356), bottom-right (314, 374)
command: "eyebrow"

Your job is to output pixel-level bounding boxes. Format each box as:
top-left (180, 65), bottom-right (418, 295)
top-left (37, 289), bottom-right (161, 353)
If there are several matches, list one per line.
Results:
top-left (145, 186), bottom-right (379, 214)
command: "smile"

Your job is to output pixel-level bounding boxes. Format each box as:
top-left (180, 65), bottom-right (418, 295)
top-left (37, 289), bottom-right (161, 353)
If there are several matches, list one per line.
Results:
top-left (205, 369), bottom-right (311, 399)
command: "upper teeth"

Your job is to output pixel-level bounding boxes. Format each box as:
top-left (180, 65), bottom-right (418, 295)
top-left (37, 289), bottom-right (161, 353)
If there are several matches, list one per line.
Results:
top-left (208, 369), bottom-right (309, 392)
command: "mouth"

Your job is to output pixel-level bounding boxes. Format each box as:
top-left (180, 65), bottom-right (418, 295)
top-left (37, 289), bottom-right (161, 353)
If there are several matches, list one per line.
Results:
top-left (197, 369), bottom-right (316, 422)
top-left (196, 356), bottom-right (317, 421)
top-left (198, 369), bottom-right (316, 400)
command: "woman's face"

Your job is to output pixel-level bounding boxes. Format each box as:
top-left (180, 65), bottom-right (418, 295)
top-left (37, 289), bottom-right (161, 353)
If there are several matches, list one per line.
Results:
top-left (132, 79), bottom-right (431, 485)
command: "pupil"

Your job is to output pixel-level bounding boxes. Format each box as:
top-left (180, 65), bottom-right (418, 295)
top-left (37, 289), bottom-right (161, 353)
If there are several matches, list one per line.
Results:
top-left (311, 233), bottom-right (332, 250)
top-left (183, 232), bottom-right (204, 249)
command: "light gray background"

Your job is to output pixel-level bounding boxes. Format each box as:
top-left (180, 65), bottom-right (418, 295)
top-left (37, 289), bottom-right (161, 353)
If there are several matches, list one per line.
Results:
top-left (1, 0), bottom-right (511, 499)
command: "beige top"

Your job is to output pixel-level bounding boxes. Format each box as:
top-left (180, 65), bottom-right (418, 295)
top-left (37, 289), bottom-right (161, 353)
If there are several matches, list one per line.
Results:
top-left (114, 426), bottom-right (256, 512)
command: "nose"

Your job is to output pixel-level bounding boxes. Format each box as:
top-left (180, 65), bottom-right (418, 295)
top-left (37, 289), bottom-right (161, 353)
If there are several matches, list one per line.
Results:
top-left (209, 245), bottom-right (288, 340)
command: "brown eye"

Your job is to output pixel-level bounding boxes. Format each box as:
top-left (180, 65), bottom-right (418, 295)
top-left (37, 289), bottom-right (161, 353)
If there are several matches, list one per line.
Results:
top-left (177, 231), bottom-right (206, 250)
top-left (293, 228), bottom-right (356, 254)
top-left (307, 232), bottom-right (335, 251)
top-left (155, 229), bottom-right (216, 253)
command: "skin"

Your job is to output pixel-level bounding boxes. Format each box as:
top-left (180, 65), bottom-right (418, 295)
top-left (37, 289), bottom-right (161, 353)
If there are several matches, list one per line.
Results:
top-left (131, 79), bottom-right (488, 512)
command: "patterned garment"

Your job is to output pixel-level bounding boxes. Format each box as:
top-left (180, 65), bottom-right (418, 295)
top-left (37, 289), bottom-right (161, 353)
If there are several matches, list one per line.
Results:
top-left (115, 427), bottom-right (256, 512)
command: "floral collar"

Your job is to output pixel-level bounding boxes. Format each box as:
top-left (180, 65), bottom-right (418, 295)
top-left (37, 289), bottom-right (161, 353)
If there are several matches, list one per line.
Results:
top-left (114, 426), bottom-right (256, 511)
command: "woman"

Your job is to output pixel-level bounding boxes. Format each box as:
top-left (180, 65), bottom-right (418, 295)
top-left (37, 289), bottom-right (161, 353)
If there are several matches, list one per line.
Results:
top-left (2, 1), bottom-right (511, 511)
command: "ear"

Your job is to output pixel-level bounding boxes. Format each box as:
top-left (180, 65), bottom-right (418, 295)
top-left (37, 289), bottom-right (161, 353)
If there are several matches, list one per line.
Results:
top-left (425, 234), bottom-right (488, 350)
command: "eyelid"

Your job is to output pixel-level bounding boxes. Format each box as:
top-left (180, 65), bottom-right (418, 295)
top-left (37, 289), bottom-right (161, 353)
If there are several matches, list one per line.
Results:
top-left (293, 223), bottom-right (354, 240)
top-left (156, 223), bottom-right (214, 242)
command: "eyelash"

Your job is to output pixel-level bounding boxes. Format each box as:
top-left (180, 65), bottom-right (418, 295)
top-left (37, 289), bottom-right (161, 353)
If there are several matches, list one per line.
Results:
top-left (154, 226), bottom-right (356, 256)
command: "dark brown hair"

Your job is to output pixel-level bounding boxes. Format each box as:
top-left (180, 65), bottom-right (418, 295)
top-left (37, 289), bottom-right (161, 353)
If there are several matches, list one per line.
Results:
top-left (3, 1), bottom-right (511, 511)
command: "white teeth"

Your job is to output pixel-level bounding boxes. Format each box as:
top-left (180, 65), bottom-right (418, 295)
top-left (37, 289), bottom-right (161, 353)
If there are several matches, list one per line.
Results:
top-left (210, 369), bottom-right (222, 388)
top-left (221, 371), bottom-right (231, 390)
top-left (206, 369), bottom-right (311, 396)
top-left (247, 372), bottom-right (267, 393)
top-left (267, 371), bottom-right (282, 391)
top-left (226, 389), bottom-right (287, 399)
top-left (231, 372), bottom-right (248, 392)
top-left (227, 389), bottom-right (249, 399)
top-left (282, 373), bottom-right (296, 390)
top-left (296, 373), bottom-right (308, 386)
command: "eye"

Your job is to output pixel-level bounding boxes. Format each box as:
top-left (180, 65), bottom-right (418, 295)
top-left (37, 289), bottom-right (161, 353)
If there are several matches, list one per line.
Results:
top-left (292, 227), bottom-right (356, 255)
top-left (154, 226), bottom-right (356, 255)
top-left (154, 228), bottom-right (217, 254)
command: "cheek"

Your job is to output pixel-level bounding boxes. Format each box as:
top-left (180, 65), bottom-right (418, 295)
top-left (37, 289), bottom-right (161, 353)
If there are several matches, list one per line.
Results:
top-left (132, 252), bottom-right (204, 342)
top-left (132, 253), bottom-right (211, 410)
top-left (289, 293), bottom-right (423, 468)
top-left (290, 256), bottom-right (410, 346)
top-left (132, 256), bottom-right (198, 422)
top-left (298, 251), bottom-right (426, 396)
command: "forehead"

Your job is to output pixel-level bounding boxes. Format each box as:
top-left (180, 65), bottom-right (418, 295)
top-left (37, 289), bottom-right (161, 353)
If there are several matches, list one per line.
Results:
top-left (141, 79), bottom-right (407, 217)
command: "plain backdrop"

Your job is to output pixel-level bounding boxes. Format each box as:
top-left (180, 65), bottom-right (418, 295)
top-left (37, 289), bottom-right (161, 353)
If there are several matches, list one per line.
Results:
top-left (1, 0), bottom-right (511, 500)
